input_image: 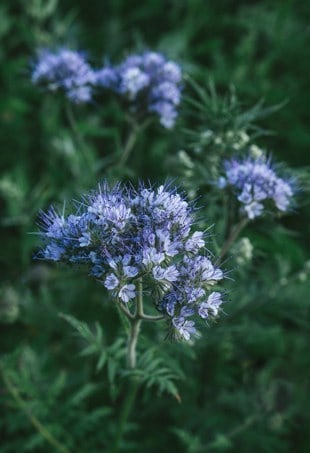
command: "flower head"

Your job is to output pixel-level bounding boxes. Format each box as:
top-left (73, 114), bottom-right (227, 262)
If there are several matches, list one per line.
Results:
top-left (219, 153), bottom-right (294, 219)
top-left (32, 48), bottom-right (95, 103)
top-left (36, 182), bottom-right (224, 340)
top-left (95, 51), bottom-right (182, 128)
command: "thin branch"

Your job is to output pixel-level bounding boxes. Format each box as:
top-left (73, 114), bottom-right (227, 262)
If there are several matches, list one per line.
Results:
top-left (216, 217), bottom-right (249, 265)
top-left (117, 301), bottom-right (135, 320)
top-left (127, 278), bottom-right (143, 369)
top-left (139, 314), bottom-right (165, 322)
top-left (127, 319), bottom-right (141, 370)
top-left (202, 413), bottom-right (262, 451)
top-left (136, 277), bottom-right (144, 317)
top-left (65, 102), bottom-right (93, 171)
top-left (117, 118), bottom-right (151, 167)
top-left (113, 277), bottom-right (163, 452)
top-left (118, 126), bottom-right (138, 167)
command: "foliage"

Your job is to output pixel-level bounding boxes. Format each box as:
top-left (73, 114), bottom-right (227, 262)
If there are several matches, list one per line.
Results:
top-left (1, 1), bottom-right (309, 452)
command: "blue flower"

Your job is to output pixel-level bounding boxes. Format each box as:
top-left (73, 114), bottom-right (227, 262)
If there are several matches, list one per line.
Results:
top-left (79, 232), bottom-right (91, 247)
top-left (142, 247), bottom-right (165, 268)
top-left (185, 231), bottom-right (205, 253)
top-left (43, 244), bottom-right (65, 261)
top-left (152, 265), bottom-right (179, 286)
top-left (149, 101), bottom-right (177, 129)
top-left (95, 51), bottom-right (182, 128)
top-left (104, 273), bottom-right (119, 290)
top-left (172, 317), bottom-right (197, 341)
top-left (36, 181), bottom-right (225, 340)
top-left (32, 48), bottom-right (95, 103)
top-left (120, 67), bottom-right (150, 99)
top-left (220, 153), bottom-right (294, 219)
top-left (118, 284), bottom-right (136, 303)
top-left (198, 292), bottom-right (223, 319)
top-left (95, 66), bottom-right (119, 89)
top-left (123, 266), bottom-right (139, 278)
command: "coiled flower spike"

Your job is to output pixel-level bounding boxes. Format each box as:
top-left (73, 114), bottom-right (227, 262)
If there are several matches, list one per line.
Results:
top-left (37, 182), bottom-right (225, 341)
top-left (32, 48), bottom-right (95, 103)
top-left (95, 51), bottom-right (182, 128)
top-left (219, 153), bottom-right (294, 219)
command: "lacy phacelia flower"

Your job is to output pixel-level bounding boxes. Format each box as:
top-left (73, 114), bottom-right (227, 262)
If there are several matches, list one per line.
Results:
top-left (32, 48), bottom-right (95, 103)
top-left (95, 52), bottom-right (182, 128)
top-left (219, 154), bottom-right (294, 219)
top-left (37, 182), bottom-right (224, 340)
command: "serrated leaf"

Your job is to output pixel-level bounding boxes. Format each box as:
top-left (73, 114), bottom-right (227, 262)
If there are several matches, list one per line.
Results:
top-left (59, 312), bottom-right (94, 342)
top-left (96, 352), bottom-right (107, 371)
top-left (107, 360), bottom-right (117, 385)
top-left (71, 383), bottom-right (97, 406)
top-left (79, 344), bottom-right (98, 357)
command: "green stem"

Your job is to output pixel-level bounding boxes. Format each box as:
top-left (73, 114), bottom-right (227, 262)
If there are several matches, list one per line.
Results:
top-left (65, 102), bottom-right (93, 171)
top-left (127, 318), bottom-right (142, 370)
top-left (127, 278), bottom-right (143, 369)
top-left (117, 301), bottom-right (135, 321)
top-left (140, 314), bottom-right (165, 322)
top-left (216, 217), bottom-right (249, 265)
top-left (202, 413), bottom-right (262, 451)
top-left (111, 377), bottom-right (139, 453)
top-left (1, 368), bottom-right (70, 453)
top-left (118, 126), bottom-right (139, 167)
top-left (117, 118), bottom-right (151, 168)
top-left (112, 279), bottom-right (144, 453)
top-left (136, 278), bottom-right (144, 317)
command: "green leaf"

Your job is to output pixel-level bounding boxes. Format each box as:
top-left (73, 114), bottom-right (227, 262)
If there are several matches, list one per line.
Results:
top-left (96, 352), bottom-right (107, 371)
top-left (59, 313), bottom-right (96, 343)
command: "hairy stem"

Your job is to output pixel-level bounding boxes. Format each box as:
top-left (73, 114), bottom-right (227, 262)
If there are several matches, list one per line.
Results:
top-left (136, 277), bottom-right (144, 317)
top-left (112, 279), bottom-right (144, 453)
top-left (127, 318), bottom-right (142, 370)
top-left (1, 368), bottom-right (70, 453)
top-left (127, 278), bottom-right (143, 369)
top-left (216, 217), bottom-right (249, 264)
top-left (113, 278), bottom-right (165, 452)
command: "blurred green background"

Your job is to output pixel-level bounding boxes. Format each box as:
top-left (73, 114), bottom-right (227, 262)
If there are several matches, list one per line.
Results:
top-left (1, 1), bottom-right (309, 452)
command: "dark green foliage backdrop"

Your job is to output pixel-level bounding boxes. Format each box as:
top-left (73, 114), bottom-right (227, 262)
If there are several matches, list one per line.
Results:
top-left (1, 1), bottom-right (309, 452)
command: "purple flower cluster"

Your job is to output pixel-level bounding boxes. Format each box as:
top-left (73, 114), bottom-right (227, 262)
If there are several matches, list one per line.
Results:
top-left (37, 182), bottom-right (224, 340)
top-left (219, 154), bottom-right (294, 219)
top-left (32, 48), bottom-right (95, 103)
top-left (95, 52), bottom-right (182, 128)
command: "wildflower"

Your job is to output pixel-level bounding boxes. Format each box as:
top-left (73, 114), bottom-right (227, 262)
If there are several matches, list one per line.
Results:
top-left (104, 274), bottom-right (119, 290)
top-left (95, 51), bottom-right (182, 128)
top-left (172, 317), bottom-right (197, 341)
top-left (120, 67), bottom-right (150, 99)
top-left (36, 182), bottom-right (224, 340)
top-left (219, 153), bottom-right (294, 219)
top-left (32, 48), bottom-right (95, 103)
top-left (185, 231), bottom-right (205, 253)
top-left (118, 284), bottom-right (136, 303)
top-left (198, 292), bottom-right (223, 318)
